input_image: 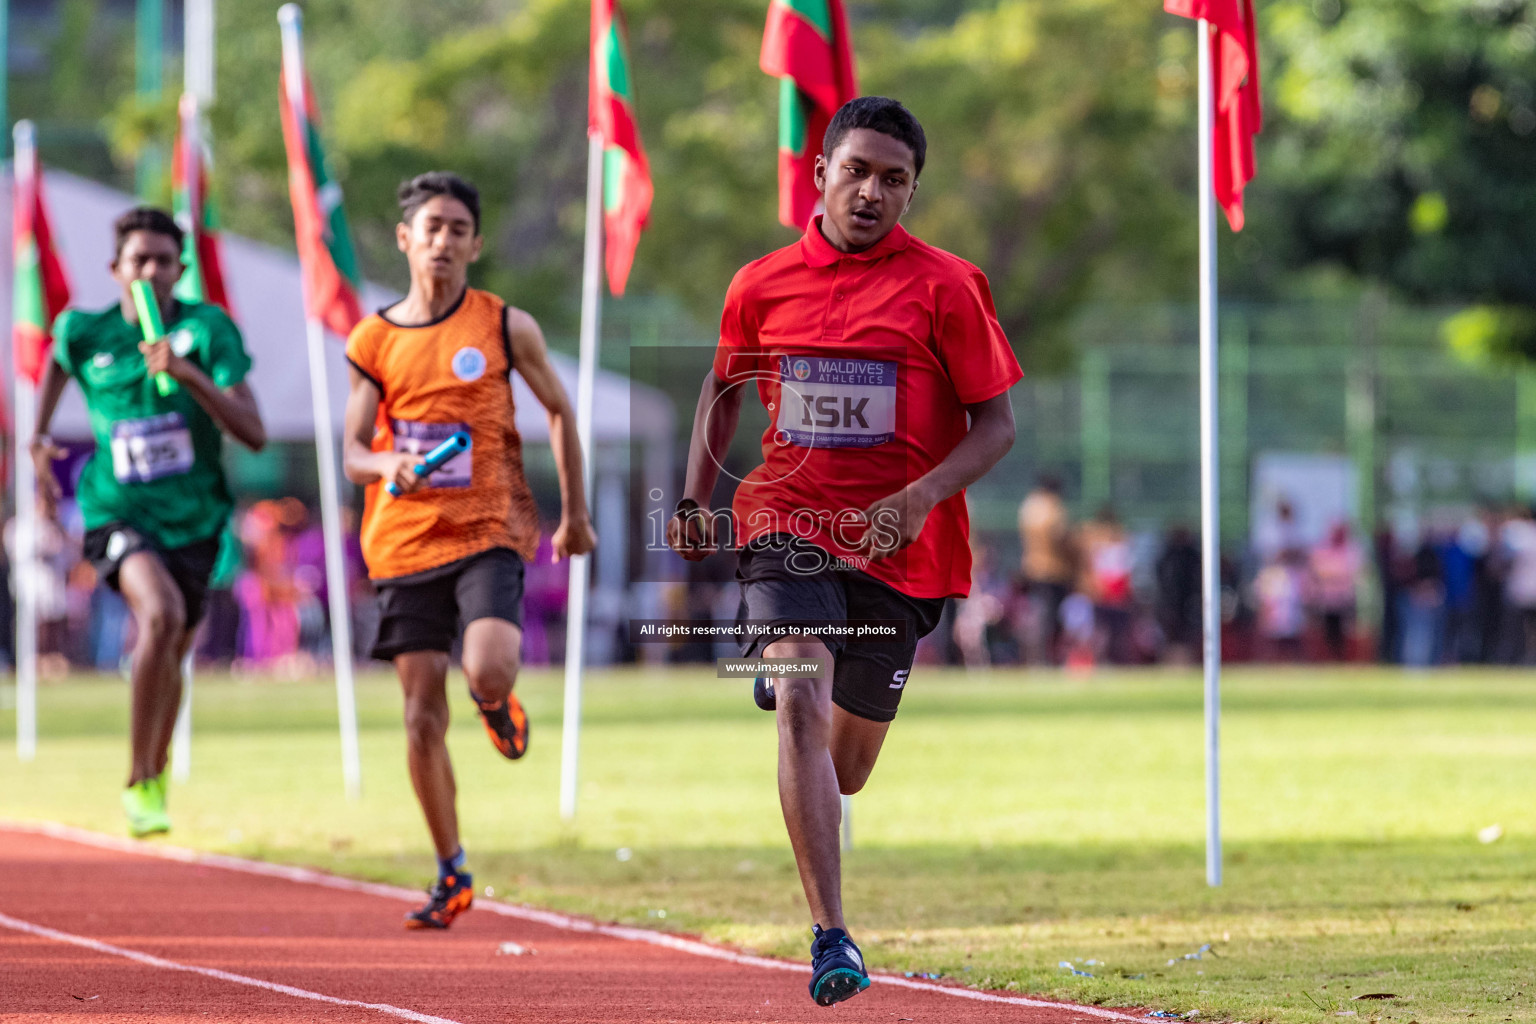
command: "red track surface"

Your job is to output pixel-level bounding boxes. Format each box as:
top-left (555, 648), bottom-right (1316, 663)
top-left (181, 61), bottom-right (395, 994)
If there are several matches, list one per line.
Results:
top-left (0, 823), bottom-right (1141, 1024)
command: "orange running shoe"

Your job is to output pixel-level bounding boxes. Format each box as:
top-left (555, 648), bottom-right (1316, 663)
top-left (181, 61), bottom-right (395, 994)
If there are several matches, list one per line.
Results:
top-left (472, 690), bottom-right (529, 760)
top-left (404, 872), bottom-right (474, 930)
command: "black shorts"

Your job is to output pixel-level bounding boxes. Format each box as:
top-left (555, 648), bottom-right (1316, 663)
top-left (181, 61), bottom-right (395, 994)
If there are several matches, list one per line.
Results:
top-left (371, 547), bottom-right (525, 661)
top-left (736, 535), bottom-right (947, 723)
top-left (83, 523), bottom-right (220, 628)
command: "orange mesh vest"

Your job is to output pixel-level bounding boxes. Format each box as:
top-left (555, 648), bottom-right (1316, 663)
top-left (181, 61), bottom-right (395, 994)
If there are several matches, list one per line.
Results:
top-left (346, 288), bottom-right (540, 580)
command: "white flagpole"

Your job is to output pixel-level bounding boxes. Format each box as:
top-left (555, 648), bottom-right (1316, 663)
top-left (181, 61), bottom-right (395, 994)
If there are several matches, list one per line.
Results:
top-left (170, 648), bottom-right (193, 780)
top-left (1196, 18), bottom-right (1222, 888)
top-left (13, 119), bottom-right (38, 763)
top-left (169, 92), bottom-right (201, 784)
top-left (279, 3), bottom-right (361, 800)
top-left (184, 0), bottom-right (214, 102)
top-left (559, 130), bottom-right (603, 821)
top-left (14, 376), bottom-right (36, 762)
top-left (13, 377), bottom-right (37, 763)
top-left (303, 315), bottom-right (361, 800)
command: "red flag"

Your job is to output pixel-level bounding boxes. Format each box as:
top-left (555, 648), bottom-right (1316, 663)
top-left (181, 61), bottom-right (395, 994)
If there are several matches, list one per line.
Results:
top-left (278, 22), bottom-right (363, 338)
top-left (172, 94), bottom-right (234, 316)
top-left (590, 0), bottom-right (653, 296)
top-left (12, 128), bottom-right (72, 385)
top-left (1165, 0), bottom-right (1261, 231)
top-left (760, 0), bottom-right (859, 230)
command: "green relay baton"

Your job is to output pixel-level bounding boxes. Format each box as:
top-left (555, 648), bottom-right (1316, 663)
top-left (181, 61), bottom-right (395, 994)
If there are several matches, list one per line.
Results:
top-left (130, 280), bottom-right (179, 397)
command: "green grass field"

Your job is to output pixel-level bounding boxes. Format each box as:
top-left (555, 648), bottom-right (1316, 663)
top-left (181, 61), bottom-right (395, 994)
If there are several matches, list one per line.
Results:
top-left (3, 666), bottom-right (1535, 1023)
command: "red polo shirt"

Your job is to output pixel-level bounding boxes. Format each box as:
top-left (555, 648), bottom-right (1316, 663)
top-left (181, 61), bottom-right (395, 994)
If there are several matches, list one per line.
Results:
top-left (713, 217), bottom-right (1023, 599)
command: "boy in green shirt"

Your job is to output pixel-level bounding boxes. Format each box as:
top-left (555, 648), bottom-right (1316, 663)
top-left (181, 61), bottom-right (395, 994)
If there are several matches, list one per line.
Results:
top-left (31, 207), bottom-right (266, 836)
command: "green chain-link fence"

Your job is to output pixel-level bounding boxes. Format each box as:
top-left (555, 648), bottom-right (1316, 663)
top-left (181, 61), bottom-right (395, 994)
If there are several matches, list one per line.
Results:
top-left (963, 296), bottom-right (1536, 555)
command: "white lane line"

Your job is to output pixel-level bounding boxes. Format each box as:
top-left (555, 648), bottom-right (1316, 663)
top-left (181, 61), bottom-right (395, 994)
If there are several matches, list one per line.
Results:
top-left (0, 910), bottom-right (464, 1024)
top-left (2, 819), bottom-right (1146, 1023)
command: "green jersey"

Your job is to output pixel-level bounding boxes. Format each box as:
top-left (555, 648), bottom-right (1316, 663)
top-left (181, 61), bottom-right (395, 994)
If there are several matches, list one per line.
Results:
top-left (53, 300), bottom-right (253, 549)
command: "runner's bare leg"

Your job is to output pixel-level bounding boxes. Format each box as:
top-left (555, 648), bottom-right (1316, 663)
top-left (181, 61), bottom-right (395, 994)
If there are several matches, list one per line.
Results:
top-left (461, 618), bottom-right (522, 703)
top-left (768, 637), bottom-right (846, 932)
top-left (830, 710), bottom-right (890, 796)
top-left (148, 628), bottom-right (197, 779)
top-left (118, 553), bottom-right (187, 787)
top-left (396, 651), bottom-right (460, 860)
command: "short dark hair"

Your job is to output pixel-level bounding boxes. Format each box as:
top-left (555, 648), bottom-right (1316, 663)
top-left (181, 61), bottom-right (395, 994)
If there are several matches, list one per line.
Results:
top-left (823, 97), bottom-right (927, 178)
top-left (398, 171), bottom-right (481, 233)
top-left (114, 207), bottom-right (183, 259)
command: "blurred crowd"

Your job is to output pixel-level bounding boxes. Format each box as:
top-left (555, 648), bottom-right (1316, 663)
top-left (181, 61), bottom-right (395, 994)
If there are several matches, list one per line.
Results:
top-left (10, 479), bottom-right (1536, 675)
top-left (950, 477), bottom-right (1536, 670)
top-left (627, 478), bottom-right (1536, 671)
top-left (0, 498), bottom-right (571, 677)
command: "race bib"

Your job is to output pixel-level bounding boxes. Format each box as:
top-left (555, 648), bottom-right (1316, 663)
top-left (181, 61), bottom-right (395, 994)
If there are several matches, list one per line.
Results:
top-left (776, 356), bottom-right (897, 448)
top-left (110, 413), bottom-right (194, 484)
top-left (391, 419), bottom-right (473, 489)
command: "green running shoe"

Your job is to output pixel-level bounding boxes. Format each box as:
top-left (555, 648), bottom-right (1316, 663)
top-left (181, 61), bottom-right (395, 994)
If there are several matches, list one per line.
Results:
top-left (121, 778), bottom-right (170, 838)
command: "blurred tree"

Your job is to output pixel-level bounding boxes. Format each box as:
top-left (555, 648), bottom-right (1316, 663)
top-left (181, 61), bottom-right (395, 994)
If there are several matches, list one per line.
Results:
top-left (861, 0), bottom-right (1197, 363)
top-left (19, 0), bottom-right (1525, 364)
top-left (9, 0), bottom-right (134, 181)
top-left (1233, 0), bottom-right (1536, 360)
top-left (88, 0), bottom-right (1197, 360)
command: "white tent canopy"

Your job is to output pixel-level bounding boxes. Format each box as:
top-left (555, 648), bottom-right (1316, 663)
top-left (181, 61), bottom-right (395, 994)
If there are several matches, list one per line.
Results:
top-left (0, 169), bottom-right (673, 447)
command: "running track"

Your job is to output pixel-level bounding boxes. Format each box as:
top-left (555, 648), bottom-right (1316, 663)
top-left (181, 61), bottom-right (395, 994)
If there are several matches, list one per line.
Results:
top-left (0, 821), bottom-right (1144, 1023)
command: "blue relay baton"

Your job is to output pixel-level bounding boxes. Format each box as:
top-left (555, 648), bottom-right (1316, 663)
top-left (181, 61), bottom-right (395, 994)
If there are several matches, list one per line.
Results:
top-left (386, 431), bottom-right (470, 497)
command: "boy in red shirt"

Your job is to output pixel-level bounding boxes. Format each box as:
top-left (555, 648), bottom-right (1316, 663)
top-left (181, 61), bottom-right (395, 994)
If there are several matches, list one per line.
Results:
top-left (667, 97), bottom-right (1020, 1005)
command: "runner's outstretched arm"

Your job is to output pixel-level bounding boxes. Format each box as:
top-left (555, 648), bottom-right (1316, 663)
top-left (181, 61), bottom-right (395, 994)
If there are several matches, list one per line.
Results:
top-left (27, 360), bottom-right (72, 520)
top-left (340, 367), bottom-right (421, 494)
top-left (504, 306), bottom-right (594, 561)
top-left (853, 391), bottom-right (1015, 560)
top-left (667, 370), bottom-right (743, 560)
top-left (139, 340), bottom-right (266, 452)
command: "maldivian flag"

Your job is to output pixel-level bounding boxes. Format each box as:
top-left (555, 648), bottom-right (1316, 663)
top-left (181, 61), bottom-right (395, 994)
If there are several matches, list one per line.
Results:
top-left (1165, 0), bottom-right (1262, 231)
top-left (590, 0), bottom-right (652, 296)
top-left (12, 126), bottom-right (72, 385)
top-left (278, 26), bottom-right (362, 337)
top-left (172, 94), bottom-right (234, 315)
top-left (760, 0), bottom-right (858, 230)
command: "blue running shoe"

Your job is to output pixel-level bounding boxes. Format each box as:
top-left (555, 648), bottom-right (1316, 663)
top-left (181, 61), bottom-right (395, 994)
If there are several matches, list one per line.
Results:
top-left (808, 925), bottom-right (871, 1006)
top-left (753, 676), bottom-right (776, 711)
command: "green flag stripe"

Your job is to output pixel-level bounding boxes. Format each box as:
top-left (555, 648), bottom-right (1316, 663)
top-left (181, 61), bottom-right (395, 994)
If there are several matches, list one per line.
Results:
top-left (304, 119), bottom-right (362, 288)
top-left (603, 24), bottom-right (633, 104)
top-left (14, 237), bottom-right (44, 331)
top-left (325, 194), bottom-right (360, 286)
top-left (174, 235), bottom-right (207, 303)
top-left (778, 0), bottom-right (833, 40)
top-left (172, 180), bottom-right (204, 303)
top-left (778, 77), bottom-right (809, 156)
top-left (604, 146), bottom-right (627, 213)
